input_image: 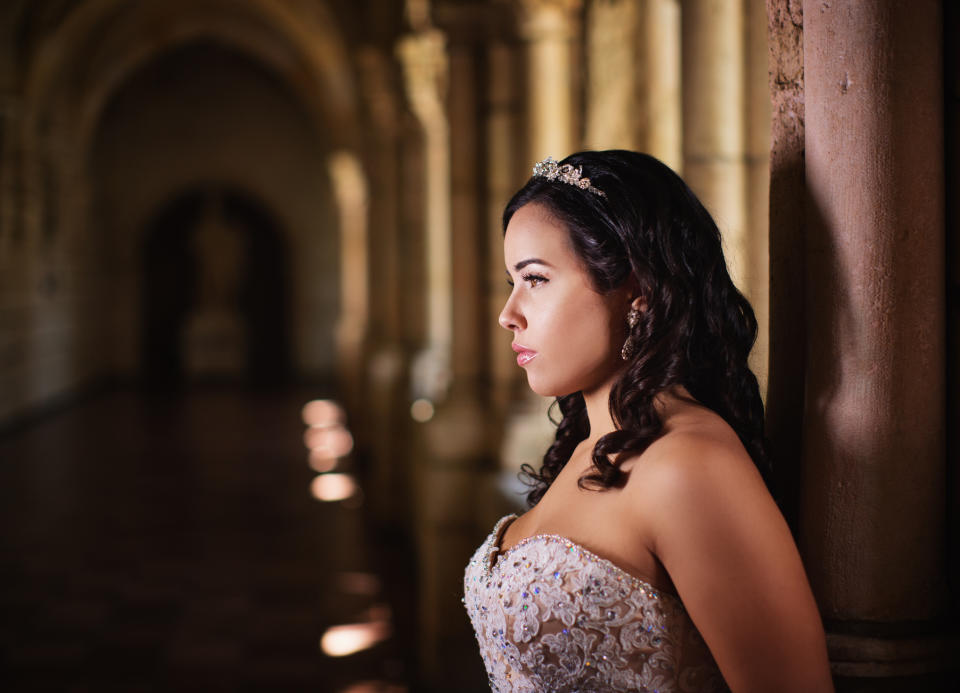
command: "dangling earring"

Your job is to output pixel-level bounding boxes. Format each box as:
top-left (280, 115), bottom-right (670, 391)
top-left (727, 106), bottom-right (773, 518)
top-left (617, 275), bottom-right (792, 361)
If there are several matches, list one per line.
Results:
top-left (620, 307), bottom-right (642, 361)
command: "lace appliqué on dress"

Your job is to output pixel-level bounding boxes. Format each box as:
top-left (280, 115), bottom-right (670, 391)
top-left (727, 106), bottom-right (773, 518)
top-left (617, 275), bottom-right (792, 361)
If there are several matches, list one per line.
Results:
top-left (463, 515), bottom-right (728, 693)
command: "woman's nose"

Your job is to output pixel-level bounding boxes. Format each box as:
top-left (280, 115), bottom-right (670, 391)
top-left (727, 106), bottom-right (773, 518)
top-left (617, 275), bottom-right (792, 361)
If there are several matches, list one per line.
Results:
top-left (498, 294), bottom-right (524, 331)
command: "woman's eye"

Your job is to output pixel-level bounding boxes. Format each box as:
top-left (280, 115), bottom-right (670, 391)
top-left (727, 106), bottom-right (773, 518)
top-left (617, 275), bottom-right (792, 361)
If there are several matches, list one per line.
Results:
top-left (523, 273), bottom-right (547, 287)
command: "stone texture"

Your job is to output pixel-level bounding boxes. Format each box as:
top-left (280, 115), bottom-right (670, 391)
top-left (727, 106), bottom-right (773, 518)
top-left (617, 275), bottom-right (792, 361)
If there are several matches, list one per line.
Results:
top-left (801, 0), bottom-right (946, 623)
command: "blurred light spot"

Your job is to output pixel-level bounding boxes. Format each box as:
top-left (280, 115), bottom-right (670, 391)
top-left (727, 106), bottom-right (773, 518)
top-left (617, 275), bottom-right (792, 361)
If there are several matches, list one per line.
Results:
top-left (302, 399), bottom-right (346, 426)
top-left (410, 398), bottom-right (434, 423)
top-left (308, 449), bottom-right (339, 473)
top-left (321, 623), bottom-right (387, 656)
top-left (337, 572), bottom-right (381, 596)
top-left (337, 682), bottom-right (407, 693)
top-left (310, 473), bottom-right (358, 502)
top-left (303, 424), bottom-right (354, 457)
top-left (320, 604), bottom-right (392, 657)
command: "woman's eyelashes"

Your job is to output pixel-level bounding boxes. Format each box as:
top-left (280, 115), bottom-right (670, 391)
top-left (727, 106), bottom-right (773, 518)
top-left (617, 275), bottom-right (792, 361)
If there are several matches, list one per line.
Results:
top-left (522, 273), bottom-right (548, 287)
top-left (506, 273), bottom-right (548, 288)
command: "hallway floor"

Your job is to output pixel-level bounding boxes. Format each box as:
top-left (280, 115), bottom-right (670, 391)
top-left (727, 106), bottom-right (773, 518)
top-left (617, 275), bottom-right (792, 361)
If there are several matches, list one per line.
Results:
top-left (0, 387), bottom-right (419, 692)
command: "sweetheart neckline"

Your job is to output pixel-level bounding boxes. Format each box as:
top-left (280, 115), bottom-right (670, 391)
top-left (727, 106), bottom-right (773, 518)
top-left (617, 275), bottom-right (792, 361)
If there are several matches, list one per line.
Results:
top-left (486, 513), bottom-right (681, 603)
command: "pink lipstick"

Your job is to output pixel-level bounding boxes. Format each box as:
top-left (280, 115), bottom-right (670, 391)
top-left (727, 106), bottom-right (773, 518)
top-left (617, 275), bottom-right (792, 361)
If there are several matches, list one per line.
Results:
top-left (511, 343), bottom-right (538, 366)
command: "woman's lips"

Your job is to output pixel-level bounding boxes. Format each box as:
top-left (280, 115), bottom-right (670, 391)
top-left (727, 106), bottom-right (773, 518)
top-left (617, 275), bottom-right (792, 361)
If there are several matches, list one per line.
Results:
top-left (511, 343), bottom-right (538, 366)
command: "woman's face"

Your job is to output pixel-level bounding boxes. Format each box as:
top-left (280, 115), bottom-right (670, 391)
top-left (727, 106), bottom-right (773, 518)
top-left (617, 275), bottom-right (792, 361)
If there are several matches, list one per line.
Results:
top-left (499, 203), bottom-right (631, 398)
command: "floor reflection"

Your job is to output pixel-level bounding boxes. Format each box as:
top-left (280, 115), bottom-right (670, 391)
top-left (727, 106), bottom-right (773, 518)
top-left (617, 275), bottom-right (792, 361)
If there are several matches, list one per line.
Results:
top-left (0, 387), bottom-right (416, 691)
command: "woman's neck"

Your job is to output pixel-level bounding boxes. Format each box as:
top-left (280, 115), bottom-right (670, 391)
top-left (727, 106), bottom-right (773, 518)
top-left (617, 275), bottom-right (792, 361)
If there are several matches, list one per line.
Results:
top-left (580, 375), bottom-right (619, 445)
top-left (581, 380), bottom-right (694, 444)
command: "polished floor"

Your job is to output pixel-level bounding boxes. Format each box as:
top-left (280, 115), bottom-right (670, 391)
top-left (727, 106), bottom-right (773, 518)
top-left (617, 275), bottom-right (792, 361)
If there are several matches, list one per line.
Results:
top-left (0, 387), bottom-right (434, 692)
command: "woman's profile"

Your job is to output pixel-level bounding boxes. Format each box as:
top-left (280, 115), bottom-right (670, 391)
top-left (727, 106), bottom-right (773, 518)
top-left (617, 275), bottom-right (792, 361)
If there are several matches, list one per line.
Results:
top-left (463, 151), bottom-right (833, 692)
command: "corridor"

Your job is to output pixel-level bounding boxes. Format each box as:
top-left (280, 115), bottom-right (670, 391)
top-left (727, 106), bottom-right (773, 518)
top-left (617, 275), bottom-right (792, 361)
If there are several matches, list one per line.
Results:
top-left (0, 388), bottom-right (425, 692)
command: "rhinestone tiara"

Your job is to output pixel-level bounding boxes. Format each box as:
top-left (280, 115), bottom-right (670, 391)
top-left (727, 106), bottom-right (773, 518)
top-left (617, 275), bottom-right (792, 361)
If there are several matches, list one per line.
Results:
top-left (532, 156), bottom-right (605, 197)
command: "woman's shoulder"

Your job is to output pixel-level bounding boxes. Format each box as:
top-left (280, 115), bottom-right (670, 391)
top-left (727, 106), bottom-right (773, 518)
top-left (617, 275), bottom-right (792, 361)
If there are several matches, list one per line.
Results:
top-left (620, 407), bottom-right (770, 526)
top-left (626, 403), bottom-right (752, 473)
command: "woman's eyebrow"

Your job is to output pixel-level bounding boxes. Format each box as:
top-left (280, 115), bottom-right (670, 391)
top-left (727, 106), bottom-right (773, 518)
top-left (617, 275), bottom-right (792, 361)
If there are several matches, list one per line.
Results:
top-left (513, 258), bottom-right (553, 271)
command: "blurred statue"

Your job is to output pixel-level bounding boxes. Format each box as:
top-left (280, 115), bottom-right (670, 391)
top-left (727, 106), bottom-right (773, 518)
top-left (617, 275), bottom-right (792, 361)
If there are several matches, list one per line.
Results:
top-left (182, 194), bottom-right (247, 377)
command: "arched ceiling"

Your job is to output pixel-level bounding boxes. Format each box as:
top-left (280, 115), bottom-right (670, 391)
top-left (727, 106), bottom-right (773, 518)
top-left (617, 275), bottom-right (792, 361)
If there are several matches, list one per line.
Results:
top-left (17, 0), bottom-right (371, 157)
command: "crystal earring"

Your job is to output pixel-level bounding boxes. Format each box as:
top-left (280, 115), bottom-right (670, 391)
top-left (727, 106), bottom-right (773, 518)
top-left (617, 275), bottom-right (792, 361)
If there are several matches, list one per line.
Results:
top-left (620, 307), bottom-right (642, 361)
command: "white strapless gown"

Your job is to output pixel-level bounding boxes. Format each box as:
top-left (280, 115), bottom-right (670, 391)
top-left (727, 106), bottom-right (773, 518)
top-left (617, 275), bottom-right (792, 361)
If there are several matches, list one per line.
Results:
top-left (463, 515), bottom-right (728, 692)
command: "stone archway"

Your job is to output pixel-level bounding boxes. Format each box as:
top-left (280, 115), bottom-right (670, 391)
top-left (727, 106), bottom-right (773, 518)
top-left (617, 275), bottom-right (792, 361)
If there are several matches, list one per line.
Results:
top-left (140, 186), bottom-right (290, 389)
top-left (88, 36), bottom-right (340, 381)
top-left (11, 0), bottom-right (369, 385)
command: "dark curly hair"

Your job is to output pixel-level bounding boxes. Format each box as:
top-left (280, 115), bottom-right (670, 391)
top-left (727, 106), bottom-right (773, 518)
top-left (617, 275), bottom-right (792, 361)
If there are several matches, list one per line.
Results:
top-left (504, 150), bottom-right (770, 507)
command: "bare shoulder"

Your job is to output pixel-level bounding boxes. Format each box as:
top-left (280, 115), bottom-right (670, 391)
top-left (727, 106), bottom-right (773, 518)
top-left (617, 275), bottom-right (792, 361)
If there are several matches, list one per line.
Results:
top-left (620, 406), bottom-right (833, 691)
top-left (621, 406), bottom-right (770, 531)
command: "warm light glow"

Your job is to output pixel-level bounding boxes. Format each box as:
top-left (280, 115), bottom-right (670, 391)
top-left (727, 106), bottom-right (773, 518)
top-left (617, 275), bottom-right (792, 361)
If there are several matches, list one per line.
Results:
top-left (310, 473), bottom-right (358, 502)
top-left (337, 572), bottom-right (382, 596)
top-left (308, 449), bottom-right (339, 473)
top-left (302, 399), bottom-right (347, 426)
top-left (321, 622), bottom-right (388, 657)
top-left (320, 605), bottom-right (392, 657)
top-left (303, 424), bottom-right (354, 457)
top-left (410, 398), bottom-right (434, 423)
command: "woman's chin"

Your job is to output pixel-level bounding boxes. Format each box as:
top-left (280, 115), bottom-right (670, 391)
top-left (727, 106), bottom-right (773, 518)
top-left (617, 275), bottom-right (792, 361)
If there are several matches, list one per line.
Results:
top-left (525, 375), bottom-right (574, 399)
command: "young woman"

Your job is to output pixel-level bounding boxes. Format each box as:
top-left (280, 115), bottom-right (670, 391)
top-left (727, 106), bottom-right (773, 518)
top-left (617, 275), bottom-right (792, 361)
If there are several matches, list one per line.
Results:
top-left (463, 151), bottom-right (833, 692)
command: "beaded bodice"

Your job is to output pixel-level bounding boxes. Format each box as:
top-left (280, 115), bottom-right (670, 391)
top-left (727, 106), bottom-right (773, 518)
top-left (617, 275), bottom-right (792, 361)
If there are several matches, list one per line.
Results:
top-left (463, 515), bottom-right (727, 692)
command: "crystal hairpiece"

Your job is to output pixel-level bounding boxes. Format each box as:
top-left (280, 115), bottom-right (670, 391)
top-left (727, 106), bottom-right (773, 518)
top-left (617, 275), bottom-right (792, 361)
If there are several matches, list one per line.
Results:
top-left (532, 156), bottom-right (606, 197)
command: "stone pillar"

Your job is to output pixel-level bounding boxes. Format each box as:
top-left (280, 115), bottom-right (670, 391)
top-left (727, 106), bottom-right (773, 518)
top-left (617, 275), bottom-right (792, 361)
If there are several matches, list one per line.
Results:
top-left (399, 7), bottom-right (499, 687)
top-left (398, 25), bottom-right (453, 404)
top-left (485, 41), bottom-right (521, 419)
top-left (518, 0), bottom-right (582, 160)
top-left (683, 0), bottom-right (771, 393)
top-left (584, 0), bottom-right (638, 150)
top-left (681, 0), bottom-right (748, 290)
top-left (447, 43), bottom-right (482, 388)
top-left (946, 0), bottom-right (960, 646)
top-left (327, 151), bottom-right (369, 426)
top-left (355, 47), bottom-right (411, 531)
top-left (638, 0), bottom-right (682, 172)
top-left (801, 0), bottom-right (949, 682)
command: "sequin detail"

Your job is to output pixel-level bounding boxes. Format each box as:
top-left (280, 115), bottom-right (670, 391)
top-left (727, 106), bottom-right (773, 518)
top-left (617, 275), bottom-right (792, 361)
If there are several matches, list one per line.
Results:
top-left (463, 515), bottom-right (728, 692)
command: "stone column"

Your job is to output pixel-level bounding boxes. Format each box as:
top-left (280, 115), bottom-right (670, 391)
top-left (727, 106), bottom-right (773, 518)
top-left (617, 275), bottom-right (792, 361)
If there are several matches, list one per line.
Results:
top-left (397, 22), bottom-right (455, 687)
top-left (485, 41), bottom-right (521, 419)
top-left (399, 8), bottom-right (501, 687)
top-left (355, 47), bottom-right (411, 531)
top-left (518, 0), bottom-right (582, 160)
top-left (801, 0), bottom-right (949, 682)
top-left (398, 25), bottom-right (452, 404)
top-left (638, 0), bottom-right (682, 172)
top-left (947, 1), bottom-right (960, 645)
top-left (583, 0), bottom-right (638, 150)
top-left (447, 42), bottom-right (482, 388)
top-left (681, 0), bottom-right (749, 290)
top-left (327, 151), bottom-right (369, 427)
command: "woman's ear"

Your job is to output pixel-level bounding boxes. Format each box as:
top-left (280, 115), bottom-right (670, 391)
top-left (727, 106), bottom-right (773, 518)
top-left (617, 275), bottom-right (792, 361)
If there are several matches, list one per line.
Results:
top-left (629, 295), bottom-right (648, 314)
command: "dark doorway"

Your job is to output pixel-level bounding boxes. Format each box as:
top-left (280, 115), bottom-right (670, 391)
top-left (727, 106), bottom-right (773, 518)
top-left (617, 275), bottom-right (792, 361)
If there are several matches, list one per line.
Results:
top-left (140, 187), bottom-right (290, 388)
